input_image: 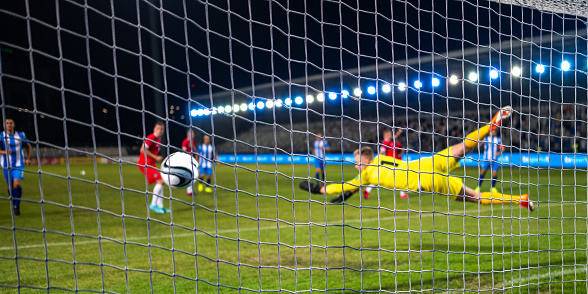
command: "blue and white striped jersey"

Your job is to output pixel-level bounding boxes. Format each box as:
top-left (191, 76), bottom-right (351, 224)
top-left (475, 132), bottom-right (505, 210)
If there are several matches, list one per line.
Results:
top-left (197, 144), bottom-right (215, 168)
top-left (313, 139), bottom-right (329, 159)
top-left (482, 136), bottom-right (502, 161)
top-left (0, 131), bottom-right (29, 168)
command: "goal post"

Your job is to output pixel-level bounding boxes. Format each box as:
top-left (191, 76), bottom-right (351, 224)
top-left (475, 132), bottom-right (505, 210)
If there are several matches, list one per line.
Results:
top-left (0, 0), bottom-right (587, 293)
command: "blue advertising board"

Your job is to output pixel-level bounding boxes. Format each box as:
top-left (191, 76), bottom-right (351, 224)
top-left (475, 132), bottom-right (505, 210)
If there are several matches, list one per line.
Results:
top-left (218, 153), bottom-right (587, 168)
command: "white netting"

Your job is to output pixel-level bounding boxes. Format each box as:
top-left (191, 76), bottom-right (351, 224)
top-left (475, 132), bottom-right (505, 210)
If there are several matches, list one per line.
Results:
top-left (0, 0), bottom-right (587, 293)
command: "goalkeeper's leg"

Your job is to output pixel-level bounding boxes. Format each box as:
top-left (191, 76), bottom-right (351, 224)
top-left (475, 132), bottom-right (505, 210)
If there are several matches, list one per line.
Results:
top-left (458, 184), bottom-right (534, 211)
top-left (450, 106), bottom-right (512, 158)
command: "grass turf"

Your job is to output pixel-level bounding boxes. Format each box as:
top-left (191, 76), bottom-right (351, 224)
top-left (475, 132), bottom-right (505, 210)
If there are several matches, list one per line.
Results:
top-left (0, 162), bottom-right (587, 293)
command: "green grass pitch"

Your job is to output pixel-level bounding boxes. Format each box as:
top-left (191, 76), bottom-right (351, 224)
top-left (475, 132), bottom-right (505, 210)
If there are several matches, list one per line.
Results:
top-left (0, 162), bottom-right (587, 293)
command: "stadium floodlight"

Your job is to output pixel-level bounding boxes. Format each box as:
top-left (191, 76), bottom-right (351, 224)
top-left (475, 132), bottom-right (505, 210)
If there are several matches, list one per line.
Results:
top-left (190, 109), bottom-right (197, 117)
top-left (240, 103), bottom-right (247, 111)
top-left (432, 78), bottom-right (440, 87)
top-left (536, 64), bottom-right (545, 73)
top-left (211, 107), bottom-right (218, 115)
top-left (248, 103), bottom-right (255, 110)
top-left (341, 90), bottom-right (349, 98)
top-left (367, 86), bottom-right (376, 95)
top-left (449, 75), bottom-right (459, 84)
top-left (266, 100), bottom-right (274, 108)
top-left (294, 96), bottom-right (303, 105)
top-left (224, 105), bottom-right (232, 113)
top-left (382, 84), bottom-right (391, 93)
top-left (284, 98), bottom-right (292, 106)
top-left (398, 82), bottom-right (406, 91)
top-left (468, 72), bottom-right (478, 82)
top-left (306, 95), bottom-right (314, 104)
top-left (353, 88), bottom-right (362, 96)
top-left (561, 60), bottom-right (571, 71)
top-left (256, 101), bottom-right (265, 109)
top-left (328, 92), bottom-right (337, 100)
top-left (511, 66), bottom-right (521, 77)
top-left (203, 109), bottom-right (211, 116)
top-left (233, 105), bottom-right (240, 112)
top-left (316, 93), bottom-right (325, 102)
top-left (217, 106), bottom-right (224, 113)
top-left (197, 109), bottom-right (204, 116)
top-left (414, 80), bottom-right (422, 89)
top-left (275, 99), bottom-right (283, 107)
top-left (490, 69), bottom-right (499, 79)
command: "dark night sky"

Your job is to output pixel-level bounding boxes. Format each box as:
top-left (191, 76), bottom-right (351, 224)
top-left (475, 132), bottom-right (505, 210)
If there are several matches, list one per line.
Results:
top-left (0, 0), bottom-right (585, 149)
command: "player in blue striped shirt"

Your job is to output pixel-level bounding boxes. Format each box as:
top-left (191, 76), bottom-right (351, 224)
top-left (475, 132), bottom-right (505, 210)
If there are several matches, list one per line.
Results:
top-left (0, 119), bottom-right (32, 216)
top-left (313, 133), bottom-right (330, 182)
top-left (196, 135), bottom-right (218, 193)
top-left (475, 129), bottom-right (503, 194)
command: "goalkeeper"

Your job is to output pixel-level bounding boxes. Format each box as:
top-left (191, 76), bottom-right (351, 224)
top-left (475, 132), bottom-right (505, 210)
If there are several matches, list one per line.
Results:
top-left (300, 106), bottom-right (534, 211)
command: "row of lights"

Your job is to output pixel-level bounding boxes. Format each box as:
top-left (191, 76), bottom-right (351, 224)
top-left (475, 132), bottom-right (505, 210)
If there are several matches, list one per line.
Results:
top-left (190, 61), bottom-right (574, 117)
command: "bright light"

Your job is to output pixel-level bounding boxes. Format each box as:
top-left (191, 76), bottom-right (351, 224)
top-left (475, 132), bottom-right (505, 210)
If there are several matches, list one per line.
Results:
top-left (190, 109), bottom-right (198, 117)
top-left (382, 84), bottom-right (391, 93)
top-left (468, 72), bottom-right (478, 82)
top-left (341, 90), bottom-right (349, 98)
top-left (295, 96), bottom-right (303, 105)
top-left (511, 66), bottom-right (521, 77)
top-left (316, 93), bottom-right (325, 102)
top-left (449, 75), bottom-right (459, 84)
top-left (284, 98), bottom-right (292, 106)
top-left (211, 107), bottom-right (217, 115)
top-left (240, 103), bottom-right (247, 111)
top-left (233, 105), bottom-right (240, 112)
top-left (203, 109), bottom-right (211, 116)
top-left (248, 103), bottom-right (254, 110)
top-left (328, 92), bottom-right (337, 100)
top-left (217, 106), bottom-right (224, 113)
top-left (398, 82), bottom-right (406, 91)
top-left (256, 101), bottom-right (264, 109)
top-left (536, 64), bottom-right (545, 73)
top-left (561, 60), bottom-right (571, 71)
top-left (224, 105), bottom-right (232, 113)
top-left (275, 99), bottom-right (283, 107)
top-left (266, 100), bottom-right (274, 108)
top-left (414, 80), bottom-right (422, 89)
top-left (432, 78), bottom-right (440, 87)
top-left (367, 86), bottom-right (376, 95)
top-left (490, 69), bottom-right (499, 79)
top-left (353, 88), bottom-right (362, 96)
top-left (197, 109), bottom-right (204, 116)
top-left (306, 95), bottom-right (314, 104)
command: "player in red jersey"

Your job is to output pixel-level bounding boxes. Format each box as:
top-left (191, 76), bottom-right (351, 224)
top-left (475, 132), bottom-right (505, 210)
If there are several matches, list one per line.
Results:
top-left (364, 128), bottom-right (408, 199)
top-left (138, 121), bottom-right (168, 214)
top-left (181, 129), bottom-right (196, 196)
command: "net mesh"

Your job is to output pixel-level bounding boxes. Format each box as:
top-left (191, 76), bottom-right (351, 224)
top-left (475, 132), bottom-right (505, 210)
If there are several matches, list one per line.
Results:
top-left (0, 0), bottom-right (587, 293)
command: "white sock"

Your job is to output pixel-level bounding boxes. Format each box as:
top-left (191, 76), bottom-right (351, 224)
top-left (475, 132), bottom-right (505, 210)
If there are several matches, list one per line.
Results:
top-left (400, 191), bottom-right (407, 196)
top-left (153, 183), bottom-right (164, 207)
top-left (365, 186), bottom-right (373, 193)
top-left (187, 185), bottom-right (193, 194)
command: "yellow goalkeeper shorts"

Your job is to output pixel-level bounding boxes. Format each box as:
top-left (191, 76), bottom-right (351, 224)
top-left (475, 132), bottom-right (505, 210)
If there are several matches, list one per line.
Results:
top-left (408, 147), bottom-right (464, 199)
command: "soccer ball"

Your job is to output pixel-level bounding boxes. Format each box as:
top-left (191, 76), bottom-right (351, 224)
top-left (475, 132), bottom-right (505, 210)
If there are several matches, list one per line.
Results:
top-left (160, 152), bottom-right (199, 188)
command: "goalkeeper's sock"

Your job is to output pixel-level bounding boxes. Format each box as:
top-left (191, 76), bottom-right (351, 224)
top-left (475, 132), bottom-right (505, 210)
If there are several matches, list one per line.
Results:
top-left (477, 174), bottom-right (485, 188)
top-left (13, 187), bottom-right (22, 207)
top-left (479, 192), bottom-right (520, 205)
top-left (464, 125), bottom-right (491, 148)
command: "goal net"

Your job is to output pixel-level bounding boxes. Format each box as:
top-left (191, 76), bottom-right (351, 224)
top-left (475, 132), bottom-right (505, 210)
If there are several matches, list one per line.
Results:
top-left (1, 0), bottom-right (587, 292)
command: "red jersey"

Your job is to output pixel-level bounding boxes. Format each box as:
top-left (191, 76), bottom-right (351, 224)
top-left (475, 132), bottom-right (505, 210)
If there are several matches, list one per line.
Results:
top-left (138, 133), bottom-right (161, 166)
top-left (182, 138), bottom-right (197, 154)
top-left (380, 140), bottom-right (403, 159)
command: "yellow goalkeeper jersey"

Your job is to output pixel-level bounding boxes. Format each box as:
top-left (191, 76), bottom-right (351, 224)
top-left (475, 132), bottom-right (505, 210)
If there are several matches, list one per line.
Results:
top-left (325, 149), bottom-right (464, 198)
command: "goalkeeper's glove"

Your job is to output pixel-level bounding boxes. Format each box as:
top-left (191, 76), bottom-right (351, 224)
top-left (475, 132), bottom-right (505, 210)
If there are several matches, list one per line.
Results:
top-left (299, 180), bottom-right (323, 194)
top-left (330, 191), bottom-right (354, 203)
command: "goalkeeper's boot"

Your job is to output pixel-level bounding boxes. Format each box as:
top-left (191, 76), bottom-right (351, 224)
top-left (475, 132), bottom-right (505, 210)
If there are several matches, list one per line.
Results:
top-left (363, 189), bottom-right (370, 199)
top-left (490, 106), bottom-right (512, 131)
top-left (400, 191), bottom-right (408, 199)
top-left (474, 186), bottom-right (481, 193)
top-left (491, 187), bottom-right (499, 195)
top-left (519, 194), bottom-right (534, 212)
top-left (149, 204), bottom-right (165, 214)
top-left (198, 183), bottom-right (204, 192)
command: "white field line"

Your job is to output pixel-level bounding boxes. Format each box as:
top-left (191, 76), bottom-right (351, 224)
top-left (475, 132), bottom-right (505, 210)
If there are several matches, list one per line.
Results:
top-left (0, 202), bottom-right (574, 252)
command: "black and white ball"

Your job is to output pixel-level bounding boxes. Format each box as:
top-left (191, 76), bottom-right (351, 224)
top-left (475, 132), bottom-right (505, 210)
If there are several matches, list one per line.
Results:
top-left (160, 152), bottom-right (199, 188)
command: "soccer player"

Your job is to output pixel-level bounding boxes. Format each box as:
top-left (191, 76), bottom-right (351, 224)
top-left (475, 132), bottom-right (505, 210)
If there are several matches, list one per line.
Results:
top-left (475, 129), bottom-right (503, 194)
top-left (196, 135), bottom-right (218, 193)
top-left (181, 129), bottom-right (197, 196)
top-left (364, 128), bottom-right (407, 199)
top-left (0, 119), bottom-right (32, 216)
top-left (300, 107), bottom-right (534, 211)
top-left (312, 132), bottom-right (330, 182)
top-left (138, 121), bottom-right (169, 214)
